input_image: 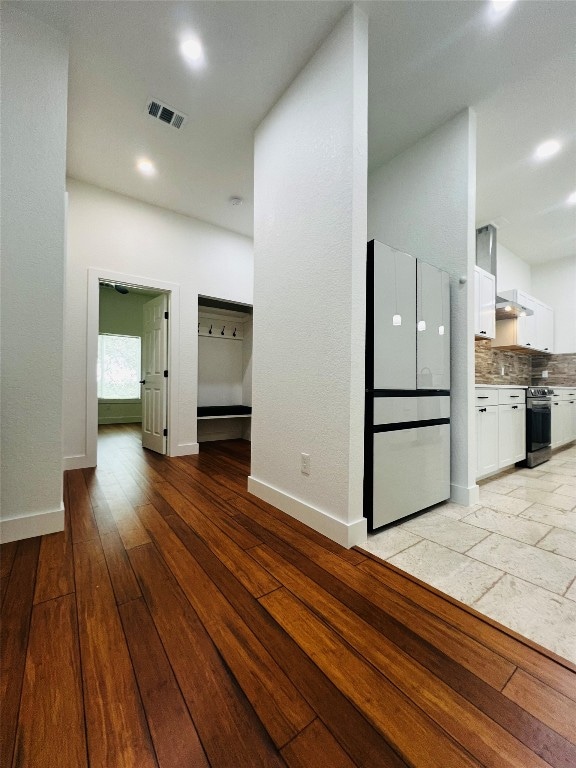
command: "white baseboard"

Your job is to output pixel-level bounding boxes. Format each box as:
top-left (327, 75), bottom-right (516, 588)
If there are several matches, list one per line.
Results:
top-left (247, 476), bottom-right (367, 549)
top-left (450, 482), bottom-right (480, 507)
top-left (97, 416), bottom-right (142, 425)
top-left (0, 505), bottom-right (65, 543)
top-left (171, 442), bottom-right (200, 457)
top-left (64, 454), bottom-right (94, 470)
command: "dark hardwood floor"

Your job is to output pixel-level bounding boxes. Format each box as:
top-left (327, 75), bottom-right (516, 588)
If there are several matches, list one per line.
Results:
top-left (2, 424), bottom-right (576, 767)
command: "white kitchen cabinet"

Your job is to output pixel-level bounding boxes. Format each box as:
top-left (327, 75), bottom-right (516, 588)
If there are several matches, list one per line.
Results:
top-left (474, 266), bottom-right (496, 339)
top-left (569, 399), bottom-right (576, 443)
top-left (416, 260), bottom-right (450, 390)
top-left (552, 390), bottom-right (576, 447)
top-left (515, 291), bottom-right (537, 348)
top-left (494, 290), bottom-right (553, 353)
top-left (551, 398), bottom-right (563, 449)
top-left (566, 391), bottom-right (576, 442)
top-left (535, 301), bottom-right (554, 354)
top-left (498, 403), bottom-right (526, 468)
top-left (476, 387), bottom-right (526, 479)
top-left (476, 404), bottom-right (499, 479)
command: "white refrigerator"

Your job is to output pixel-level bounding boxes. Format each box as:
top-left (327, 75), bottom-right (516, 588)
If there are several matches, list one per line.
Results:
top-left (365, 240), bottom-right (451, 530)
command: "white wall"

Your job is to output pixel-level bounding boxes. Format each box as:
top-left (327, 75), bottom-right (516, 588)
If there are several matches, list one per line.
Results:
top-left (532, 256), bottom-right (576, 354)
top-left (0, 8), bottom-right (68, 542)
top-left (368, 109), bottom-right (479, 506)
top-left (497, 241), bottom-right (532, 294)
top-left (250, 7), bottom-right (368, 547)
top-left (65, 179), bottom-right (253, 466)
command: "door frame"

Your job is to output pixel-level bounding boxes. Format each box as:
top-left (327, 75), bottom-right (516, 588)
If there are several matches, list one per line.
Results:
top-left (86, 267), bottom-right (181, 465)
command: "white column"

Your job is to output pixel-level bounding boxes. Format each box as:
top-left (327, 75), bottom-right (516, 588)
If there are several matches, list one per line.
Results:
top-left (250, 7), bottom-right (369, 547)
top-left (1, 7), bottom-right (69, 541)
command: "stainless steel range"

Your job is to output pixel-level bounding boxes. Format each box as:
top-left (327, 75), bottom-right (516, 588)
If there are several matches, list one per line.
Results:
top-left (526, 387), bottom-right (553, 468)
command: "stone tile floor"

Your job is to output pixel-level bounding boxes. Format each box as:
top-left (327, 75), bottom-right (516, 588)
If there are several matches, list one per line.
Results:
top-left (360, 443), bottom-right (576, 665)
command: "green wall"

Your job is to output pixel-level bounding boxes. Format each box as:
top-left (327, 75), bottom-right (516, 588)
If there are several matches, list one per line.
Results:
top-left (98, 287), bottom-right (155, 424)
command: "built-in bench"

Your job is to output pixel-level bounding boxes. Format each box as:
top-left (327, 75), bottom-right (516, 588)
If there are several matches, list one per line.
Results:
top-left (197, 405), bottom-right (252, 420)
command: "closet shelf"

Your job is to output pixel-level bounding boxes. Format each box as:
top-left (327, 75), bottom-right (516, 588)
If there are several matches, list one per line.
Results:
top-left (197, 405), bottom-right (252, 420)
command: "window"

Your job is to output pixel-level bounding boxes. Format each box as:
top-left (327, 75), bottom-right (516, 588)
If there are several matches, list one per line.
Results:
top-left (97, 334), bottom-right (141, 400)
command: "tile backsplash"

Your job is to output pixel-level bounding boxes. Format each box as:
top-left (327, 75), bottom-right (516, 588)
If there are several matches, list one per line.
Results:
top-left (475, 341), bottom-right (576, 386)
top-left (531, 354), bottom-right (576, 387)
top-left (475, 340), bottom-right (532, 385)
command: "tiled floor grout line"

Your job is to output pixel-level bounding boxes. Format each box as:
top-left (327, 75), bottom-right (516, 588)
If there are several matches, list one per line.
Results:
top-left (533, 528), bottom-right (554, 548)
top-left (563, 574), bottom-right (576, 600)
top-left (470, 570), bottom-right (507, 608)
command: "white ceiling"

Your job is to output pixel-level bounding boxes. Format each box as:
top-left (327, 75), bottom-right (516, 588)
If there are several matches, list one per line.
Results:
top-left (18, 0), bottom-right (576, 264)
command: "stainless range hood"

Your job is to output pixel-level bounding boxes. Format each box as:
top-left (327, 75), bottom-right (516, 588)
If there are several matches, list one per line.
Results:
top-left (476, 225), bottom-right (533, 320)
top-left (495, 297), bottom-right (532, 320)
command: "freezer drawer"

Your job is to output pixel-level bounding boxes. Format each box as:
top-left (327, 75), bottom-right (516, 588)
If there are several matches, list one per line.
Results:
top-left (371, 423), bottom-right (450, 529)
top-left (373, 395), bottom-right (450, 426)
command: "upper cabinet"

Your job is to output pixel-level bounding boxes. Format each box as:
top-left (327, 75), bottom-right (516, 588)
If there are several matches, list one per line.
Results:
top-left (535, 300), bottom-right (554, 353)
top-left (474, 266), bottom-right (496, 340)
top-left (493, 289), bottom-right (554, 353)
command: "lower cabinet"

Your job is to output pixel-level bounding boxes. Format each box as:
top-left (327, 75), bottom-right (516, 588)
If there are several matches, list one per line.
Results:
top-left (476, 405), bottom-right (499, 479)
top-left (552, 395), bottom-right (576, 449)
top-left (551, 399), bottom-right (563, 449)
top-left (498, 403), bottom-right (526, 468)
top-left (476, 388), bottom-right (527, 480)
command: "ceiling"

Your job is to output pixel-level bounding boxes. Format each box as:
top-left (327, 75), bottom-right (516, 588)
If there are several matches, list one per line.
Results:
top-left (17, 0), bottom-right (576, 264)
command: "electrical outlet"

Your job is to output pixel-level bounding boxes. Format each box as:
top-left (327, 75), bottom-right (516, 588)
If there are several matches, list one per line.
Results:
top-left (301, 452), bottom-right (311, 476)
top-left (542, 370), bottom-right (549, 379)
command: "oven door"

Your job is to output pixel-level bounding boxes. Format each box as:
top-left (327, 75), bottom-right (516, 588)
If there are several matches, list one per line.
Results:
top-left (527, 400), bottom-right (551, 452)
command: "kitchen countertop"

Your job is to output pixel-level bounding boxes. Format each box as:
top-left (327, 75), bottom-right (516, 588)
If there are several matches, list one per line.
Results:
top-left (475, 384), bottom-right (576, 390)
top-left (475, 384), bottom-right (528, 389)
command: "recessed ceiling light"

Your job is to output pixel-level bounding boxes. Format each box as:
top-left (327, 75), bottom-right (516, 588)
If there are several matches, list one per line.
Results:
top-left (490, 0), bottom-right (516, 13)
top-left (180, 37), bottom-right (204, 66)
top-left (567, 191), bottom-right (576, 205)
top-left (229, 196), bottom-right (243, 206)
top-left (137, 158), bottom-right (156, 177)
top-left (534, 139), bottom-right (561, 161)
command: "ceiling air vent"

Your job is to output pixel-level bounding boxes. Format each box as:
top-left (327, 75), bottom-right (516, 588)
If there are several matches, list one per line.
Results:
top-left (146, 98), bottom-right (187, 129)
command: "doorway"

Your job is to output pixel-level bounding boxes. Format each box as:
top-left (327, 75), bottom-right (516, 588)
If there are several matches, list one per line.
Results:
top-left (86, 268), bottom-right (180, 466)
top-left (197, 295), bottom-right (253, 450)
top-left (98, 281), bottom-right (168, 453)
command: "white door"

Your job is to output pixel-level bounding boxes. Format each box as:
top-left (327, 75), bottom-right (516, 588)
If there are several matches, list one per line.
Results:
top-left (535, 301), bottom-right (554, 353)
top-left (372, 423), bottom-right (450, 528)
top-left (416, 261), bottom-right (450, 390)
top-left (498, 404), bottom-right (526, 468)
top-left (516, 291), bottom-right (537, 349)
top-left (372, 241), bottom-right (416, 390)
top-left (141, 294), bottom-right (168, 453)
top-left (551, 399), bottom-right (562, 449)
top-left (479, 269), bottom-right (496, 339)
top-left (476, 405), bottom-right (499, 478)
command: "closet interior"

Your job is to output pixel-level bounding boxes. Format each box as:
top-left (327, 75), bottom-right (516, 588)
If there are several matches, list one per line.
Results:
top-left (197, 296), bottom-right (253, 443)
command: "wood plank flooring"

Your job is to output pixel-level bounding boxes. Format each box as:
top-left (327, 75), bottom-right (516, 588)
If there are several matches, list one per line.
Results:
top-left (2, 424), bottom-right (576, 767)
